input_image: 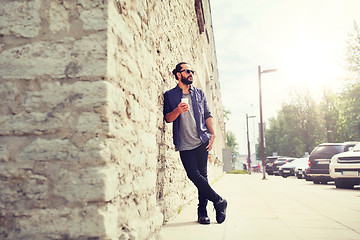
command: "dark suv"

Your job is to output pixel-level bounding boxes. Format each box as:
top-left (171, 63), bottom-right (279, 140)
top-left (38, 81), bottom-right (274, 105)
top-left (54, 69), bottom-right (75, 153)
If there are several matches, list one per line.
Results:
top-left (265, 156), bottom-right (279, 175)
top-left (308, 142), bottom-right (357, 184)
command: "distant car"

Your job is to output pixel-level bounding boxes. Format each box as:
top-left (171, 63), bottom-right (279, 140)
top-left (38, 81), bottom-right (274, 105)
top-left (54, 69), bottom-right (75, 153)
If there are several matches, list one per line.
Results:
top-left (294, 157), bottom-right (310, 179)
top-left (280, 157), bottom-right (309, 178)
top-left (304, 166), bottom-right (312, 181)
top-left (265, 156), bottom-right (279, 175)
top-left (308, 142), bottom-right (358, 184)
top-left (279, 161), bottom-right (295, 178)
top-left (273, 157), bottom-right (295, 176)
top-left (330, 142), bottom-right (360, 189)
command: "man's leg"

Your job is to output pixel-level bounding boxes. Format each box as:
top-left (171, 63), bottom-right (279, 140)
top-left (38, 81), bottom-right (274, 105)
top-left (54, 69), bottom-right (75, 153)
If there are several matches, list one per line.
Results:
top-left (195, 142), bottom-right (209, 210)
top-left (179, 143), bottom-right (221, 204)
top-left (189, 142), bottom-right (228, 224)
top-left (180, 143), bottom-right (227, 224)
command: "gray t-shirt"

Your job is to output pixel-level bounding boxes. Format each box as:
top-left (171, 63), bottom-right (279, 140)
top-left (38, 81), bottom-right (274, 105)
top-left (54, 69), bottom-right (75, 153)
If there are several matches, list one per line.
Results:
top-left (178, 93), bottom-right (202, 151)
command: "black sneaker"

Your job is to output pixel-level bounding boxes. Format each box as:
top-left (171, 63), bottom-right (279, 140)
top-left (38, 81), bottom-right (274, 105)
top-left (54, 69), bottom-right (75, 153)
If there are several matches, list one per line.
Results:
top-left (197, 208), bottom-right (210, 224)
top-left (214, 199), bottom-right (227, 223)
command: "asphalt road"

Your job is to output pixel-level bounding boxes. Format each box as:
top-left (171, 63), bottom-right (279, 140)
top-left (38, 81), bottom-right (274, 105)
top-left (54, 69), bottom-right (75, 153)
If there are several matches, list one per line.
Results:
top-left (159, 173), bottom-right (360, 240)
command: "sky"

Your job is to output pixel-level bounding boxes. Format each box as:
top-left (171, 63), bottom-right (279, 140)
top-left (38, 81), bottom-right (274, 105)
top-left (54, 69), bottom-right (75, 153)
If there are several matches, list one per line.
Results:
top-left (209, 0), bottom-right (360, 155)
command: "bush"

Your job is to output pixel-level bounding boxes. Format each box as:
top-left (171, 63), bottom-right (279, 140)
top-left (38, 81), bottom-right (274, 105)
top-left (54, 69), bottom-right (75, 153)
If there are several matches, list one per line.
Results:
top-left (227, 170), bottom-right (249, 174)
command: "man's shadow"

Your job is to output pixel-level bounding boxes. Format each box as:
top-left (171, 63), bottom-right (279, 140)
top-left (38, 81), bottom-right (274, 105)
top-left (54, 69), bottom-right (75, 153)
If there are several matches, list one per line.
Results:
top-left (163, 221), bottom-right (201, 228)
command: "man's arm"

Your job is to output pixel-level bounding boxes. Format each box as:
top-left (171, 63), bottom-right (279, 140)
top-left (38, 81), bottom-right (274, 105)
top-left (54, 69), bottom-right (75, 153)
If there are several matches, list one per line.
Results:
top-left (205, 117), bottom-right (215, 151)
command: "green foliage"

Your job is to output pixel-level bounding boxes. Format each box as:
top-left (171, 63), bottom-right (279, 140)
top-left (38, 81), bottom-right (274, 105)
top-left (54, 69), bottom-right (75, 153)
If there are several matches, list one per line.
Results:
top-left (320, 87), bottom-right (343, 142)
top-left (223, 108), bottom-right (231, 121)
top-left (263, 88), bottom-right (325, 157)
top-left (226, 131), bottom-right (239, 155)
top-left (342, 21), bottom-right (360, 140)
top-left (224, 107), bottom-right (239, 155)
top-left (346, 21), bottom-right (360, 77)
top-left (339, 82), bottom-right (360, 140)
top-left (177, 205), bottom-right (183, 214)
top-left (227, 170), bottom-right (249, 174)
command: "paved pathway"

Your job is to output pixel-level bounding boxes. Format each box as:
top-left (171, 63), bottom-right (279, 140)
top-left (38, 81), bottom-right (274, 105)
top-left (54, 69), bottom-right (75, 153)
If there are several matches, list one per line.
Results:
top-left (158, 173), bottom-right (360, 240)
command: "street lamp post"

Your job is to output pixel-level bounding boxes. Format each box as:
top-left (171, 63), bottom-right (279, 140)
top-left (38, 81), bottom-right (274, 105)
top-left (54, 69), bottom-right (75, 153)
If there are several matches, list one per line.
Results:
top-left (246, 114), bottom-right (256, 172)
top-left (258, 66), bottom-right (277, 180)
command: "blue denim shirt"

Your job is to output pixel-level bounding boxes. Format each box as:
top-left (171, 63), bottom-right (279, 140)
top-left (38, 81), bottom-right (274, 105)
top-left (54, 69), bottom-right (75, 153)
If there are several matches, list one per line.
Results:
top-left (163, 84), bottom-right (212, 149)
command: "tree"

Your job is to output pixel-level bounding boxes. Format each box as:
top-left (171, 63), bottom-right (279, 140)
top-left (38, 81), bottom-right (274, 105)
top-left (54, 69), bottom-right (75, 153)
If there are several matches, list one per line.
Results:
top-left (346, 21), bottom-right (360, 78)
top-left (341, 21), bottom-right (360, 140)
top-left (223, 108), bottom-right (231, 121)
top-left (226, 131), bottom-right (239, 155)
top-left (320, 87), bottom-right (343, 142)
top-left (223, 107), bottom-right (239, 155)
top-left (262, 87), bottom-right (325, 158)
top-left (339, 83), bottom-right (360, 140)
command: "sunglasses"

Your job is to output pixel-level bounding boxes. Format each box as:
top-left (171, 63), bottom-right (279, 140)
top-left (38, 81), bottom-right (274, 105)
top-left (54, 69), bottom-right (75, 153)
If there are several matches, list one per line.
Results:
top-left (180, 69), bottom-right (195, 74)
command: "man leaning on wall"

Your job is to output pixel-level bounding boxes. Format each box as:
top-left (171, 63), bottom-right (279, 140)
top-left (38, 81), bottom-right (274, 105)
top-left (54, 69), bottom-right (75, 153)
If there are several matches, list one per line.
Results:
top-left (163, 62), bottom-right (227, 224)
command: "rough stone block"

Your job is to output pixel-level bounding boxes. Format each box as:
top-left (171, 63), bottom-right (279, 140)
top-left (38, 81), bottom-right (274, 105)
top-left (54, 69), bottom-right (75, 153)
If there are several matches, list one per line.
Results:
top-left (80, 8), bottom-right (107, 31)
top-left (0, 34), bottom-right (106, 79)
top-left (0, 0), bottom-right (41, 38)
top-left (77, 112), bottom-right (107, 133)
top-left (52, 167), bottom-right (109, 203)
top-left (15, 206), bottom-right (107, 239)
top-left (49, 1), bottom-right (70, 33)
top-left (0, 145), bottom-right (9, 162)
top-left (0, 112), bottom-right (63, 136)
top-left (18, 138), bottom-right (78, 162)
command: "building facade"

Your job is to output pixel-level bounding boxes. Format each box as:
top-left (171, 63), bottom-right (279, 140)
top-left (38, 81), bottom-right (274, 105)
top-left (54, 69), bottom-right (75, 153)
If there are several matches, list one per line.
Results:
top-left (0, 0), bottom-right (225, 239)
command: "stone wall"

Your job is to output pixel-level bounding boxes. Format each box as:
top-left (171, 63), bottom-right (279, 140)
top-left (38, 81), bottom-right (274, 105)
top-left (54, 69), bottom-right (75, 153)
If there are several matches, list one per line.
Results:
top-left (0, 0), bottom-right (225, 239)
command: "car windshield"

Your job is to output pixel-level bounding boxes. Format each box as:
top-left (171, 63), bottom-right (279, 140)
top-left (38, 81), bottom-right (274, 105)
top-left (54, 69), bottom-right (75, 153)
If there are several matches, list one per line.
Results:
top-left (344, 144), bottom-right (357, 151)
top-left (353, 143), bottom-right (360, 152)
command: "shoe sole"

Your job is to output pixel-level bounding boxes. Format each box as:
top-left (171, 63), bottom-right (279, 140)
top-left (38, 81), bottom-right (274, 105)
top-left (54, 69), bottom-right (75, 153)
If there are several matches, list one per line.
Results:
top-left (198, 220), bottom-right (210, 225)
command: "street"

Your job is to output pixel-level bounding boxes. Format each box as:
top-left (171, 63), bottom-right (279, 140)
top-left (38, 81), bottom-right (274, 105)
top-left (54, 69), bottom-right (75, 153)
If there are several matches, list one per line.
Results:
top-left (159, 173), bottom-right (360, 240)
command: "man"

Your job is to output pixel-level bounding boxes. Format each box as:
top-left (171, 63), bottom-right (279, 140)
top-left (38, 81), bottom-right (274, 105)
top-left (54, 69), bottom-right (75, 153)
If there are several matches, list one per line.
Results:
top-left (163, 62), bottom-right (227, 224)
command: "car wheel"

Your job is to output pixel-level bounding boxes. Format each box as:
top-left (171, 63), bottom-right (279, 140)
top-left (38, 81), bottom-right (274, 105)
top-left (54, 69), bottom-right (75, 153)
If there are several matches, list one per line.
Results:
top-left (313, 180), bottom-right (321, 184)
top-left (335, 179), bottom-right (354, 189)
top-left (282, 175), bottom-right (288, 178)
top-left (296, 174), bottom-right (302, 179)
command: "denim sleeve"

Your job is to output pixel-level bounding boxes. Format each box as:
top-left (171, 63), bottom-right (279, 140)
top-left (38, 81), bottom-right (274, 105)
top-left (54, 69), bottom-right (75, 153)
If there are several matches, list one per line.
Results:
top-left (202, 91), bottom-right (212, 120)
top-left (163, 92), bottom-right (172, 122)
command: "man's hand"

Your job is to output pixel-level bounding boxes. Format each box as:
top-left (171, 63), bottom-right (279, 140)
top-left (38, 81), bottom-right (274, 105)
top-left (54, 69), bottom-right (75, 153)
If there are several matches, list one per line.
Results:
top-left (206, 135), bottom-right (215, 151)
top-left (177, 102), bottom-right (189, 114)
top-left (165, 102), bottom-right (189, 122)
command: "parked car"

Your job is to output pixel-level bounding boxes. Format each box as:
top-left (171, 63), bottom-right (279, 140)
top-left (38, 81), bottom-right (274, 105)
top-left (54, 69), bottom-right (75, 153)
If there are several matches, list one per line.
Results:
top-left (294, 157), bottom-right (310, 179)
top-left (279, 161), bottom-right (295, 178)
top-left (308, 142), bottom-right (358, 184)
top-left (280, 157), bottom-right (309, 178)
top-left (273, 157), bottom-right (295, 176)
top-left (304, 166), bottom-right (312, 181)
top-left (265, 156), bottom-right (279, 175)
top-left (330, 142), bottom-right (360, 189)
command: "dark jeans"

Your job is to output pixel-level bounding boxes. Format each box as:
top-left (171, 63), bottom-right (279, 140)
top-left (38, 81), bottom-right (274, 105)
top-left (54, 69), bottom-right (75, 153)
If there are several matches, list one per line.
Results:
top-left (179, 142), bottom-right (221, 210)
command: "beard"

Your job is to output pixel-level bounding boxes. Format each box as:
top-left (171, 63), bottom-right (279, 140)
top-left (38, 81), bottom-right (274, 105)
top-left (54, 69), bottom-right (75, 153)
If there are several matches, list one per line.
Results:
top-left (181, 75), bottom-right (193, 85)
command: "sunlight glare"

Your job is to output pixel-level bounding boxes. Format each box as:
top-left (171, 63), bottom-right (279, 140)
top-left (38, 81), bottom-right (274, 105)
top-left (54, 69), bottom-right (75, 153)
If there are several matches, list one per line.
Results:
top-left (278, 35), bottom-right (344, 97)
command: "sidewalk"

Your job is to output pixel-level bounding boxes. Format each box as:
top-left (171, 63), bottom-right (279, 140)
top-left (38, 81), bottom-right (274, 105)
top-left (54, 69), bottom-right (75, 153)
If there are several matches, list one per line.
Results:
top-left (158, 173), bottom-right (360, 240)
